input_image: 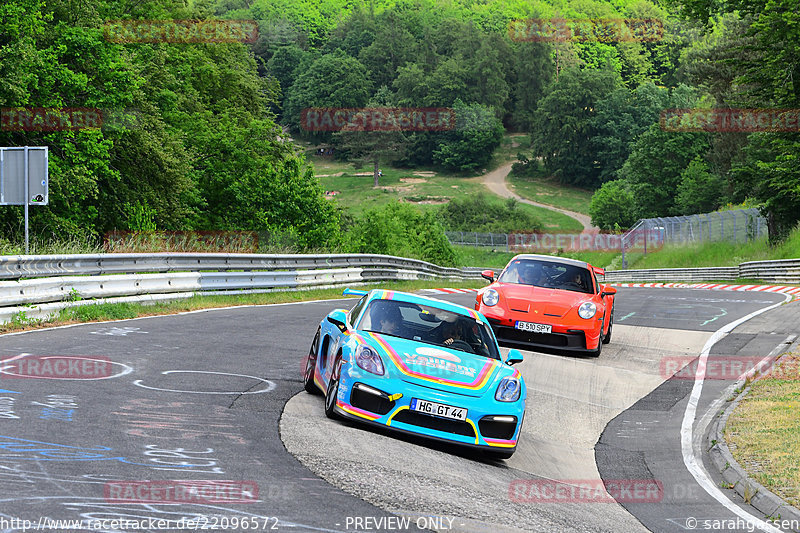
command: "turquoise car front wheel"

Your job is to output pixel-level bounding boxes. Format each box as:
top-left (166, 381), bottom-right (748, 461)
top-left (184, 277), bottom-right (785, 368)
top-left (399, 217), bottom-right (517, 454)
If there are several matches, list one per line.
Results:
top-left (325, 356), bottom-right (342, 419)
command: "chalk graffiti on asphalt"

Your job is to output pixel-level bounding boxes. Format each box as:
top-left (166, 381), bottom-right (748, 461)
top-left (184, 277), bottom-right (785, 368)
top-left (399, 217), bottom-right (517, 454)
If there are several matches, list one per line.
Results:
top-left (0, 436), bottom-right (222, 471)
top-left (90, 326), bottom-right (147, 336)
top-left (113, 399), bottom-right (247, 444)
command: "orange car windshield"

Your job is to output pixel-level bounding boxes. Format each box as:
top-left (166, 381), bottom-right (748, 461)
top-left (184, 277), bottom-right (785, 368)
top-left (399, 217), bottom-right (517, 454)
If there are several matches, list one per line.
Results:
top-left (498, 260), bottom-right (593, 294)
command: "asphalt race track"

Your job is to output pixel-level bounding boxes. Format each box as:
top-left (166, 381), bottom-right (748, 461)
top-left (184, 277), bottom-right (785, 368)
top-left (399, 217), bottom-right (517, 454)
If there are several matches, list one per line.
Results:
top-left (0, 287), bottom-right (795, 533)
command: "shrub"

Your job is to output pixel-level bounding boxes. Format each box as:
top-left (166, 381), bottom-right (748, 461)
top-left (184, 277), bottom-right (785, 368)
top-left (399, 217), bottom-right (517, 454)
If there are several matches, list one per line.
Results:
top-left (345, 201), bottom-right (458, 266)
top-left (439, 194), bottom-right (541, 233)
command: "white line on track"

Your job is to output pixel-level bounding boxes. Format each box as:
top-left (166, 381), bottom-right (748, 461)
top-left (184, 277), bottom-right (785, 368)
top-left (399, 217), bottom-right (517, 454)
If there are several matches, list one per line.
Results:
top-left (0, 297), bottom-right (357, 338)
top-left (680, 292), bottom-right (791, 533)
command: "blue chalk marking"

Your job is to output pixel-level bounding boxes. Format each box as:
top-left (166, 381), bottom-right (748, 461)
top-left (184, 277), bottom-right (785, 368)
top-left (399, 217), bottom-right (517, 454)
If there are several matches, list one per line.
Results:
top-left (0, 435), bottom-right (193, 467)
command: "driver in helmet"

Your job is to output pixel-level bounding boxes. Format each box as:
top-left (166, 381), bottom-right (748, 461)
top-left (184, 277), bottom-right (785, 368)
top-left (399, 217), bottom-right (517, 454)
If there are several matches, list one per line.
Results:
top-left (519, 262), bottom-right (546, 286)
top-left (441, 318), bottom-right (464, 346)
top-left (368, 301), bottom-right (403, 336)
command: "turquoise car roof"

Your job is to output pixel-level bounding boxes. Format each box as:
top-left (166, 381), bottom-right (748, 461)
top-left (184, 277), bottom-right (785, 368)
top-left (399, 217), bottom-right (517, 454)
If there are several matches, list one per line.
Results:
top-left (353, 288), bottom-right (488, 323)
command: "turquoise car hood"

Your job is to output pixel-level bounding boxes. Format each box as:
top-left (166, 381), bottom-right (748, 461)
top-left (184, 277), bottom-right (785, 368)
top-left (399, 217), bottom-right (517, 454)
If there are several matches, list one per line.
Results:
top-left (357, 332), bottom-right (505, 397)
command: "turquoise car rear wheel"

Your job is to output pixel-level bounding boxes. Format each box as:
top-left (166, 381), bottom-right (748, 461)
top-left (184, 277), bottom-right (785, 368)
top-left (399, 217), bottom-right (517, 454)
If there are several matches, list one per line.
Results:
top-left (304, 328), bottom-right (321, 394)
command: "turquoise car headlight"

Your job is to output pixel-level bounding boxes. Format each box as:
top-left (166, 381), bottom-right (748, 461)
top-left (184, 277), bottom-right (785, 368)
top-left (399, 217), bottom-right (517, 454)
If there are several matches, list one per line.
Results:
top-left (495, 377), bottom-right (521, 402)
top-left (482, 289), bottom-right (499, 307)
top-left (355, 345), bottom-right (385, 375)
top-left (578, 302), bottom-right (597, 319)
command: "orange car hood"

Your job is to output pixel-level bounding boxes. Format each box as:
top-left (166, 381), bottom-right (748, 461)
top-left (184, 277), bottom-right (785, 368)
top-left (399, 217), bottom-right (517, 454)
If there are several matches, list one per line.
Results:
top-left (497, 283), bottom-right (590, 318)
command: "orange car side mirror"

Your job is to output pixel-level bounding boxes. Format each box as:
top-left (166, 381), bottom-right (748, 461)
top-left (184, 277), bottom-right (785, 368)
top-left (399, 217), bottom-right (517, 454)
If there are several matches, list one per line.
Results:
top-left (601, 286), bottom-right (617, 298)
top-left (481, 270), bottom-right (495, 282)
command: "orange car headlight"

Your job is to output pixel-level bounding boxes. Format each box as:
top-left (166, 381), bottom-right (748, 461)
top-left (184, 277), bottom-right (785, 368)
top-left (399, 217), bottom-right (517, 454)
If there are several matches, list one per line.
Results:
top-left (482, 289), bottom-right (499, 307)
top-left (578, 302), bottom-right (597, 319)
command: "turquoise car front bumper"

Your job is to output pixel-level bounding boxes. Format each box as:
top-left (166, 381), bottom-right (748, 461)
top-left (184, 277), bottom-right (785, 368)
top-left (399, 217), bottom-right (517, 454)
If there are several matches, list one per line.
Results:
top-left (333, 365), bottom-right (525, 452)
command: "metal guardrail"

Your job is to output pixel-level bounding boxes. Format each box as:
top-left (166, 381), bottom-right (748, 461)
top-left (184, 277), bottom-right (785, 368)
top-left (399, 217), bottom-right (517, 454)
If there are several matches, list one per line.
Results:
top-left (600, 259), bottom-right (800, 283)
top-left (0, 253), bottom-right (485, 324)
top-left (601, 267), bottom-right (739, 282)
top-left (738, 259), bottom-right (800, 283)
top-left (0, 253), bottom-right (796, 325)
top-left (445, 232), bottom-right (509, 250)
top-left (0, 253), bottom-right (483, 280)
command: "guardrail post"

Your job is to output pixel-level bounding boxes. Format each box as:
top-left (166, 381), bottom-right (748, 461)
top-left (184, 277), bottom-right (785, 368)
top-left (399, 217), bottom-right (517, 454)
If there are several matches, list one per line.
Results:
top-left (643, 219), bottom-right (648, 256)
top-left (621, 235), bottom-right (627, 269)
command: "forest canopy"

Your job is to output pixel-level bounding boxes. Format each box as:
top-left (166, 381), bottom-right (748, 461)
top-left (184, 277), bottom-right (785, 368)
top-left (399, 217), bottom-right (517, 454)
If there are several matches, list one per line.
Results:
top-left (1, 0), bottom-right (797, 252)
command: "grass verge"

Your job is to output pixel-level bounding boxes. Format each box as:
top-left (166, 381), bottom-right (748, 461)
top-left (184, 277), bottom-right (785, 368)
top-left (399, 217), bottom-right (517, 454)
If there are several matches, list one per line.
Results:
top-left (507, 172), bottom-right (594, 215)
top-left (0, 236), bottom-right (102, 255)
top-left (724, 352), bottom-right (800, 507)
top-left (0, 280), bottom-right (481, 335)
top-left (454, 246), bottom-right (620, 270)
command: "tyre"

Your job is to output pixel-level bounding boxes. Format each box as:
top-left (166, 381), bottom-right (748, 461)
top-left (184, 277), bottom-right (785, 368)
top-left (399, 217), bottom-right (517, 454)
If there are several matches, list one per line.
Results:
top-left (602, 307), bottom-right (613, 345)
top-left (590, 325), bottom-right (603, 358)
top-left (324, 355), bottom-right (342, 419)
top-left (590, 340), bottom-right (603, 357)
top-left (303, 328), bottom-right (321, 394)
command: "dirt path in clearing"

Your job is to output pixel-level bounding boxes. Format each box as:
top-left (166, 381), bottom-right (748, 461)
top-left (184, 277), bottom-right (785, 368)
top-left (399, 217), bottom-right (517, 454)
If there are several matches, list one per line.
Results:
top-left (482, 163), bottom-right (596, 231)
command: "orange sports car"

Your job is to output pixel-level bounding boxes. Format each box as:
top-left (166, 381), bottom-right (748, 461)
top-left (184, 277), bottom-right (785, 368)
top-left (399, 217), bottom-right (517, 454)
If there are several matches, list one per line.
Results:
top-left (475, 254), bottom-right (616, 356)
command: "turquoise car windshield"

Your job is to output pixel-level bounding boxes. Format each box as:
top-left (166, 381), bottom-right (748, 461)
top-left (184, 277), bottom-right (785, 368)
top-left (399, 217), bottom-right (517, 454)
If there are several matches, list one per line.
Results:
top-left (358, 299), bottom-right (500, 360)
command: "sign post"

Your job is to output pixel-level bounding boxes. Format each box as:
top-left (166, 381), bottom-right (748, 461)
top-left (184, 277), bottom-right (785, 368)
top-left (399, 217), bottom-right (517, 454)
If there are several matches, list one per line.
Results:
top-left (0, 146), bottom-right (49, 254)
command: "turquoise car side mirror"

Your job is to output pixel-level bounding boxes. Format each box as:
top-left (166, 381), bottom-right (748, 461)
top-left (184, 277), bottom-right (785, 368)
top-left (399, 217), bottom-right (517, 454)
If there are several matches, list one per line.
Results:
top-left (506, 349), bottom-right (523, 365)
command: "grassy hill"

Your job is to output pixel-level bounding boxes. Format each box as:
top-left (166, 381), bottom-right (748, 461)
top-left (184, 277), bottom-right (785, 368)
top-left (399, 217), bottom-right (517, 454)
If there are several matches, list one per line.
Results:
top-left (310, 152), bottom-right (585, 232)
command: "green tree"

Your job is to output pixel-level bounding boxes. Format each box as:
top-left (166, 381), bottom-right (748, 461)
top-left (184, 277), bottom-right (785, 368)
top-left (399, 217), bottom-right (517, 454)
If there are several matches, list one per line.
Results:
top-left (619, 123), bottom-right (711, 218)
top-left (266, 44), bottom-right (310, 110)
top-left (529, 67), bottom-right (621, 188)
top-left (439, 194), bottom-right (542, 233)
top-left (732, 133), bottom-right (800, 241)
top-left (589, 180), bottom-right (638, 230)
top-left (669, 0), bottom-right (800, 238)
top-left (432, 101), bottom-right (504, 173)
top-left (283, 51), bottom-right (372, 134)
top-left (676, 157), bottom-right (725, 214)
top-left (508, 41), bottom-right (554, 131)
top-left (356, 10), bottom-right (419, 90)
top-left (591, 82), bottom-right (669, 183)
top-left (331, 89), bottom-right (408, 187)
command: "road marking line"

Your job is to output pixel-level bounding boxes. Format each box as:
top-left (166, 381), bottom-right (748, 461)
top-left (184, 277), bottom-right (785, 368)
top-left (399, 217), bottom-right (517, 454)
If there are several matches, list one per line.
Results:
top-left (681, 292), bottom-right (790, 533)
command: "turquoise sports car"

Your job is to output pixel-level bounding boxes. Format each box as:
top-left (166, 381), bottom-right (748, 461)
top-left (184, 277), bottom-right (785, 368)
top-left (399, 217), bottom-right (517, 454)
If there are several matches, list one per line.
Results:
top-left (302, 288), bottom-right (526, 459)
